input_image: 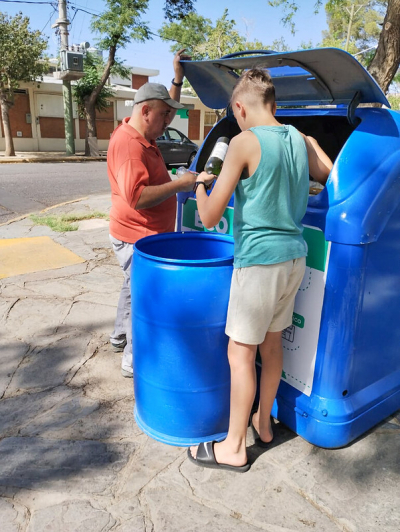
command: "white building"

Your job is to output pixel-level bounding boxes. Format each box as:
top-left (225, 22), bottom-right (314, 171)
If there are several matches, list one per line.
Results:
top-left (0, 66), bottom-right (216, 153)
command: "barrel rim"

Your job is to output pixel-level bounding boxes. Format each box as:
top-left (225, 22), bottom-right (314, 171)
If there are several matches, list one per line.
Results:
top-left (133, 231), bottom-right (234, 266)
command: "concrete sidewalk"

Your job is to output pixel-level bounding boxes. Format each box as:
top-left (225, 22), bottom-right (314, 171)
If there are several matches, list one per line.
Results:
top-left (0, 150), bottom-right (107, 163)
top-left (0, 194), bottom-right (399, 532)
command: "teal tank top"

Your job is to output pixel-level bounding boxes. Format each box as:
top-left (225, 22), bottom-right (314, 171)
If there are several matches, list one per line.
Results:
top-left (233, 125), bottom-right (309, 268)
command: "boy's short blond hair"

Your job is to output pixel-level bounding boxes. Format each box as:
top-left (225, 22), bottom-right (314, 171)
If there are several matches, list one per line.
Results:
top-left (231, 67), bottom-right (276, 107)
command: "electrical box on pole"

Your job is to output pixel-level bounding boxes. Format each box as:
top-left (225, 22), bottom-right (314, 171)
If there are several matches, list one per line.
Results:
top-left (60, 50), bottom-right (84, 73)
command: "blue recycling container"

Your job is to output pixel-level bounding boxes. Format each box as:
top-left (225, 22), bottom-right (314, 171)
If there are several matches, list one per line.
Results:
top-left (131, 232), bottom-right (234, 446)
top-left (176, 48), bottom-right (400, 448)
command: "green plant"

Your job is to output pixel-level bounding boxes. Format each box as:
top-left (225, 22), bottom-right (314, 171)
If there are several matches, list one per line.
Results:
top-left (387, 94), bottom-right (400, 110)
top-left (30, 212), bottom-right (109, 232)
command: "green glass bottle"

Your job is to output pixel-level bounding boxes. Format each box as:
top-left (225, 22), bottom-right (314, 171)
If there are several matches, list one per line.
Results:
top-left (204, 136), bottom-right (230, 175)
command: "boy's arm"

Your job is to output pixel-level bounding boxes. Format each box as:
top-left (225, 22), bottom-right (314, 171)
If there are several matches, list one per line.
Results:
top-left (195, 133), bottom-right (249, 229)
top-left (302, 134), bottom-right (333, 185)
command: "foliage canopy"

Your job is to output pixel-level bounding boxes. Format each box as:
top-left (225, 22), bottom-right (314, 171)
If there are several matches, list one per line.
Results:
top-left (73, 52), bottom-right (130, 118)
top-left (0, 11), bottom-right (48, 99)
top-left (91, 0), bottom-right (150, 51)
top-left (159, 8), bottom-right (270, 61)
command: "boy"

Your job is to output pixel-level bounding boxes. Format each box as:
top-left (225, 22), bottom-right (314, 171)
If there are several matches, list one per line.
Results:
top-left (188, 68), bottom-right (332, 472)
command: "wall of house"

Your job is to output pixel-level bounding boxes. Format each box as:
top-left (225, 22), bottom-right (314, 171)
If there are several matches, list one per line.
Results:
top-left (131, 74), bottom-right (149, 89)
top-left (0, 81), bottom-right (215, 152)
top-left (0, 92), bottom-right (32, 138)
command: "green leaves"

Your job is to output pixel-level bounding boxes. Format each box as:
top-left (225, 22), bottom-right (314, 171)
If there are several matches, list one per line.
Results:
top-left (73, 52), bottom-right (118, 117)
top-left (163, 0), bottom-right (196, 21)
top-left (90, 0), bottom-right (150, 50)
top-left (159, 8), bottom-right (271, 61)
top-left (321, 1), bottom-right (385, 60)
top-left (0, 12), bottom-right (48, 94)
top-left (159, 12), bottom-right (212, 59)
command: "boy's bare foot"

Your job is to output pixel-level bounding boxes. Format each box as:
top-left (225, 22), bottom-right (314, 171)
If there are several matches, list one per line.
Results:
top-left (251, 413), bottom-right (274, 444)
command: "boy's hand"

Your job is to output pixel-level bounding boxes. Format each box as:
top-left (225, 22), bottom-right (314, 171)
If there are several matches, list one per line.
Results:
top-left (301, 134), bottom-right (333, 184)
top-left (197, 171), bottom-right (216, 188)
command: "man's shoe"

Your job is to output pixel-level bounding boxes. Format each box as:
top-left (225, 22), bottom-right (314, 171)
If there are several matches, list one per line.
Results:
top-left (111, 338), bottom-right (127, 352)
top-left (121, 366), bottom-right (133, 378)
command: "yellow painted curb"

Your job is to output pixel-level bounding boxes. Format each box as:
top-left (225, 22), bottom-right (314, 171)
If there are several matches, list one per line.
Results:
top-left (0, 236), bottom-right (85, 279)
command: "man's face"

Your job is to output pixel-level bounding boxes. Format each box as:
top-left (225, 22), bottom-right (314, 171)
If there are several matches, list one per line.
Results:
top-left (146, 100), bottom-right (174, 139)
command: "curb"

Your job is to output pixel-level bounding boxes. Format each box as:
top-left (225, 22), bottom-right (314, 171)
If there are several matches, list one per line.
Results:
top-left (0, 197), bottom-right (89, 227)
top-left (0, 156), bottom-right (106, 164)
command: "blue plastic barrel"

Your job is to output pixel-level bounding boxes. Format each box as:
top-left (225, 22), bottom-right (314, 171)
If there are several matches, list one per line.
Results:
top-left (131, 232), bottom-right (234, 446)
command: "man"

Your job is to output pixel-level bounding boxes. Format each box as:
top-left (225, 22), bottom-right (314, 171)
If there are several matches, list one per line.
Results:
top-left (107, 49), bottom-right (197, 377)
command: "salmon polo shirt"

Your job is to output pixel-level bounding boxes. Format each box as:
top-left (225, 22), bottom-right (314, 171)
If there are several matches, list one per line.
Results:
top-left (107, 117), bottom-right (177, 244)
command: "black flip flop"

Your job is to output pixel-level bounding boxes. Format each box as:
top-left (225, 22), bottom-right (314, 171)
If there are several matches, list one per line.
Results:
top-left (187, 441), bottom-right (250, 473)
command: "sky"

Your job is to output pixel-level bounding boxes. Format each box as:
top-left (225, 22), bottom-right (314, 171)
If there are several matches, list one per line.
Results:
top-left (0, 0), bottom-right (329, 86)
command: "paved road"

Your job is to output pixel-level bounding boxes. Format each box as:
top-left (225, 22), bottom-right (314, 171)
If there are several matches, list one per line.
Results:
top-left (0, 162), bottom-right (110, 223)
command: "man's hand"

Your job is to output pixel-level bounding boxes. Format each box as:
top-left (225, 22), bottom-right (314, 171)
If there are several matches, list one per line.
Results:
top-left (173, 48), bottom-right (191, 83)
top-left (177, 170), bottom-right (198, 192)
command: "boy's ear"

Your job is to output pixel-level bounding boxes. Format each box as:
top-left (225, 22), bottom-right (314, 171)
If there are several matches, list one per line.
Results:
top-left (236, 100), bottom-right (245, 117)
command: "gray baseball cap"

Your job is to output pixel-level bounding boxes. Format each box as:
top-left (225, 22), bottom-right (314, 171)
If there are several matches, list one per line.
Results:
top-left (134, 83), bottom-right (184, 109)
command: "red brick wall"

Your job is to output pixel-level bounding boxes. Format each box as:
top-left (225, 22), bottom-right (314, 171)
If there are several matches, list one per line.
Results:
top-left (204, 125), bottom-right (213, 138)
top-left (78, 119), bottom-right (86, 139)
top-left (96, 103), bottom-right (114, 120)
top-left (0, 93), bottom-right (32, 138)
top-left (96, 120), bottom-right (115, 139)
top-left (78, 102), bottom-right (115, 140)
top-left (188, 109), bottom-right (200, 140)
top-left (132, 74), bottom-right (148, 89)
top-left (40, 117), bottom-right (72, 138)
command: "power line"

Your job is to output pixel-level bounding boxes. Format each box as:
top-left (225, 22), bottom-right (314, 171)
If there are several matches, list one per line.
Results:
top-left (0, 0), bottom-right (96, 10)
top-left (0, 0), bottom-right (191, 49)
top-left (353, 45), bottom-right (377, 57)
top-left (70, 6), bottom-right (99, 17)
top-left (41, 5), bottom-right (57, 33)
top-left (68, 0), bottom-right (100, 13)
top-left (72, 0), bottom-right (89, 43)
top-left (148, 29), bottom-right (192, 48)
top-left (0, 1), bottom-right (54, 4)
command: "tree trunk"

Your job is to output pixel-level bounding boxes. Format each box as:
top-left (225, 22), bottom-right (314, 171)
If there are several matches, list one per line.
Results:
top-left (84, 98), bottom-right (98, 157)
top-left (84, 44), bottom-right (117, 157)
top-left (368, 0), bottom-right (400, 94)
top-left (0, 92), bottom-right (15, 157)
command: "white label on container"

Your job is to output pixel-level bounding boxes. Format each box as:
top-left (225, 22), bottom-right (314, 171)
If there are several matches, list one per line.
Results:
top-left (210, 141), bottom-right (229, 161)
top-left (279, 226), bottom-right (330, 396)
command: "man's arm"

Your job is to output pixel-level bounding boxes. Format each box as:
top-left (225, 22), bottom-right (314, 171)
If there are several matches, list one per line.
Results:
top-left (135, 171), bottom-right (197, 210)
top-left (167, 48), bottom-right (191, 122)
top-left (135, 48), bottom-right (195, 211)
top-left (169, 48), bottom-right (189, 102)
top-left (302, 134), bottom-right (333, 185)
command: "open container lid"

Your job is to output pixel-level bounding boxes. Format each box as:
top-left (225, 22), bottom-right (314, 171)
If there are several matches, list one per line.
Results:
top-left (181, 48), bottom-right (389, 113)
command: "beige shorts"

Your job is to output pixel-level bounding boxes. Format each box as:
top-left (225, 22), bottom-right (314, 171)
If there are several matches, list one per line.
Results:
top-left (225, 257), bottom-right (306, 345)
